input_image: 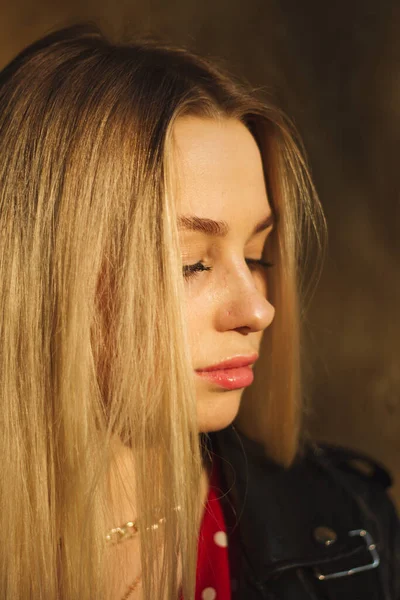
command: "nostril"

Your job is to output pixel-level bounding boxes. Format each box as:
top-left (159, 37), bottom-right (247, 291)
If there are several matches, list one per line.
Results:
top-left (235, 326), bottom-right (251, 335)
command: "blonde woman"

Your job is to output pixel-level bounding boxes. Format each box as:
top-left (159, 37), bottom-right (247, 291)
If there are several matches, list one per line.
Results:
top-left (0, 23), bottom-right (398, 600)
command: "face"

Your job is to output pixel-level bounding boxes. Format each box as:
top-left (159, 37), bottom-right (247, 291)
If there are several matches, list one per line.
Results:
top-left (173, 116), bottom-right (275, 433)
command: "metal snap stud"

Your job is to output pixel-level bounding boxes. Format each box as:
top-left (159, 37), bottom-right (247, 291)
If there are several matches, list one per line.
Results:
top-left (313, 526), bottom-right (337, 546)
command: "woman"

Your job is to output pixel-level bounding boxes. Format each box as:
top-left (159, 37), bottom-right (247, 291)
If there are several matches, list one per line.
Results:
top-left (0, 23), bottom-right (398, 600)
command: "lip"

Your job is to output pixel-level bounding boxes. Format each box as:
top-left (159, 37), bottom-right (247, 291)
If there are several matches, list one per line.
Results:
top-left (197, 354), bottom-right (259, 372)
top-left (195, 354), bottom-right (258, 390)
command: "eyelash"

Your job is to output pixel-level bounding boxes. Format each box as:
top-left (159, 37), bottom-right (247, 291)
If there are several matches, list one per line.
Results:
top-left (182, 259), bottom-right (274, 280)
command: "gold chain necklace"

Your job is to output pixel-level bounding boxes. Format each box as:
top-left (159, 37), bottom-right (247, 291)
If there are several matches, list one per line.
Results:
top-left (106, 506), bottom-right (181, 599)
top-left (120, 573), bottom-right (142, 600)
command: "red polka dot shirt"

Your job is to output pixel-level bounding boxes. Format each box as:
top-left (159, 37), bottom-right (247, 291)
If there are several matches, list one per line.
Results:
top-left (195, 458), bottom-right (239, 600)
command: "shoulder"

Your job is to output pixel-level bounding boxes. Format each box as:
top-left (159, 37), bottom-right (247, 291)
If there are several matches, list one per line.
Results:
top-left (300, 440), bottom-right (399, 537)
top-left (214, 428), bottom-right (400, 598)
top-left (301, 441), bottom-right (400, 528)
top-left (304, 441), bottom-right (400, 599)
top-left (304, 441), bottom-right (393, 490)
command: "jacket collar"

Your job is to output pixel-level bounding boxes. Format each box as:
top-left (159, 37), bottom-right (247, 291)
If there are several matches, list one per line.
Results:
top-left (211, 426), bottom-right (376, 582)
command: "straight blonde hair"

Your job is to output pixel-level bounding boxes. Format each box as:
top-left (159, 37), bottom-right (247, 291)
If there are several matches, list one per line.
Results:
top-left (0, 23), bottom-right (325, 600)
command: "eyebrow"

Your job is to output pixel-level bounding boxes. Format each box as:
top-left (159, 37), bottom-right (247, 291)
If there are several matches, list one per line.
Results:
top-left (178, 213), bottom-right (274, 238)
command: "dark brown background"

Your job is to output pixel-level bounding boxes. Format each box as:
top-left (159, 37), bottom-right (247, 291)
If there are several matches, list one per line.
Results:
top-left (1, 0), bottom-right (399, 507)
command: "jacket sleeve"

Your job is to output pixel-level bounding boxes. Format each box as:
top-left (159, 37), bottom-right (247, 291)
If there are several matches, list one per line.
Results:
top-left (365, 474), bottom-right (400, 600)
top-left (388, 492), bottom-right (400, 599)
top-left (318, 443), bottom-right (400, 600)
top-left (213, 428), bottom-right (400, 599)
top-left (364, 473), bottom-right (400, 600)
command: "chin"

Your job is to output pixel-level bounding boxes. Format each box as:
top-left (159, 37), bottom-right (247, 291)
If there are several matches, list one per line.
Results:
top-left (197, 388), bottom-right (243, 433)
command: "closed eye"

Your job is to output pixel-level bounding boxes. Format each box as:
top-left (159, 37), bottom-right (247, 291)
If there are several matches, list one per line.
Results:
top-left (245, 258), bottom-right (274, 271)
top-left (182, 258), bottom-right (274, 281)
top-left (182, 261), bottom-right (212, 280)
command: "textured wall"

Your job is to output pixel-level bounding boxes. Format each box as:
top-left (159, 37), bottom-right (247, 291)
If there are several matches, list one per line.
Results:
top-left (1, 0), bottom-right (399, 506)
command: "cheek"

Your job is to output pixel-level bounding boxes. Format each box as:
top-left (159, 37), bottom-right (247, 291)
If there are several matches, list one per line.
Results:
top-left (253, 271), bottom-right (269, 299)
top-left (184, 288), bottom-right (211, 360)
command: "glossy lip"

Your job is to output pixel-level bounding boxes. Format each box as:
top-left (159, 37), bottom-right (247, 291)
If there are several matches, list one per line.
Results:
top-left (195, 354), bottom-right (258, 391)
top-left (196, 354), bottom-right (259, 372)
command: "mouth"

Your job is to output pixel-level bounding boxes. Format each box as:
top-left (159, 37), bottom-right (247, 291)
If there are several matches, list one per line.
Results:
top-left (195, 354), bottom-right (258, 391)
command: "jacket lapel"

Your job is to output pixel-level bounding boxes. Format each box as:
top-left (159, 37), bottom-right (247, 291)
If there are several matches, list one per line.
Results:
top-left (212, 426), bottom-right (383, 594)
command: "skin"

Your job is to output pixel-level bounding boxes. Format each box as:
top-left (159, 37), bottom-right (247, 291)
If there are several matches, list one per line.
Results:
top-left (108, 116), bottom-right (275, 598)
top-left (173, 115), bottom-right (275, 433)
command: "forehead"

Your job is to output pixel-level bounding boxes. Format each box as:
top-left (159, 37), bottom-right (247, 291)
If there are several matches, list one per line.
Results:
top-left (171, 116), bottom-right (271, 226)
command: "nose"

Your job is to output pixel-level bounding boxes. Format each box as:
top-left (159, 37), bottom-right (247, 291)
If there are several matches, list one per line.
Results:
top-left (215, 263), bottom-right (275, 335)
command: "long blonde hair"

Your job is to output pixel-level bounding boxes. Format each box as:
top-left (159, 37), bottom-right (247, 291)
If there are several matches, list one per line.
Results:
top-left (0, 23), bottom-right (325, 599)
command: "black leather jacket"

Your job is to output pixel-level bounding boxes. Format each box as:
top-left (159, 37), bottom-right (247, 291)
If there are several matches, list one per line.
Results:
top-left (212, 426), bottom-right (400, 599)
